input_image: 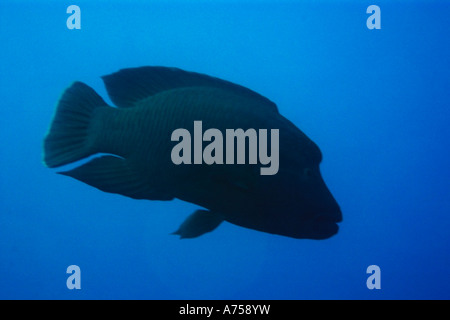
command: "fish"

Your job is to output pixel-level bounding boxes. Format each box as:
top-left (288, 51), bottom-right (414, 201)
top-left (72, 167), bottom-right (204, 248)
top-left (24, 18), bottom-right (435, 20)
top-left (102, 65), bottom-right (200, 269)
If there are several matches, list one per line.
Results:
top-left (43, 66), bottom-right (342, 239)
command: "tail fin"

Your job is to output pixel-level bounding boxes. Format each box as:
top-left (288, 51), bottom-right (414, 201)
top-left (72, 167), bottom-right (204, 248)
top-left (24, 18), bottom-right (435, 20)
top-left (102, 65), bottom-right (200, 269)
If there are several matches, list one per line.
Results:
top-left (43, 82), bottom-right (109, 168)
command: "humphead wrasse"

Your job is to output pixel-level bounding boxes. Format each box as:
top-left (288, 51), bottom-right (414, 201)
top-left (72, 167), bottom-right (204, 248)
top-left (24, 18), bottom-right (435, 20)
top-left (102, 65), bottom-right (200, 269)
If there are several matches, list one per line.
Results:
top-left (43, 67), bottom-right (342, 239)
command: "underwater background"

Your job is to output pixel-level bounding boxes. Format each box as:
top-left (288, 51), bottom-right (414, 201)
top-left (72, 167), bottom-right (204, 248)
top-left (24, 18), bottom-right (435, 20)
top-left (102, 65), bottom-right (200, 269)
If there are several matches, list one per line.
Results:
top-left (0, 0), bottom-right (449, 299)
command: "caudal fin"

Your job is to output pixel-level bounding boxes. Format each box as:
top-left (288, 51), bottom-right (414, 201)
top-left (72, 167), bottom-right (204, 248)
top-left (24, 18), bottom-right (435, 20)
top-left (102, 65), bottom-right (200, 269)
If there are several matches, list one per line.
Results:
top-left (43, 82), bottom-right (108, 168)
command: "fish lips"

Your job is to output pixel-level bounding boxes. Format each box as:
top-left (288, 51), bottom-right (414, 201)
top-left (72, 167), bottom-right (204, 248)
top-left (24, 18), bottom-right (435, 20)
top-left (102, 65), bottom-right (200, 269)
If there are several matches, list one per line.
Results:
top-left (310, 210), bottom-right (342, 239)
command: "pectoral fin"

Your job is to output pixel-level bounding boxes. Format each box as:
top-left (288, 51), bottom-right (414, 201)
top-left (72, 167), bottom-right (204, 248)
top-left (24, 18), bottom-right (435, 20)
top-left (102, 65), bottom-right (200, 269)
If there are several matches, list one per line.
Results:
top-left (172, 210), bottom-right (224, 239)
top-left (59, 155), bottom-right (173, 200)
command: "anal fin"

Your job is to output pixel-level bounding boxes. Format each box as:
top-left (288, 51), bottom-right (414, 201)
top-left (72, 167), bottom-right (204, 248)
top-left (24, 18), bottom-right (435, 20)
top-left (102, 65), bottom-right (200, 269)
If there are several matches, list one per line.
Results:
top-left (172, 210), bottom-right (224, 239)
top-left (59, 155), bottom-right (173, 200)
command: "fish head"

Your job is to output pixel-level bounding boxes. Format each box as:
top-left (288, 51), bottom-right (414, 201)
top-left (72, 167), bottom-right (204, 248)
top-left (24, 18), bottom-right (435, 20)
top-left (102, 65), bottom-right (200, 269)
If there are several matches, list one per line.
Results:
top-left (263, 147), bottom-right (342, 240)
top-left (290, 164), bottom-right (342, 239)
top-left (287, 138), bottom-right (342, 239)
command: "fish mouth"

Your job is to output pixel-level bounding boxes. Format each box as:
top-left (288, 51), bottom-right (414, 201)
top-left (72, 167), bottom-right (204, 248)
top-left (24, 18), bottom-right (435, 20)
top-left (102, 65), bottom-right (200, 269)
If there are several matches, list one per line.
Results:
top-left (315, 212), bottom-right (342, 223)
top-left (311, 212), bottom-right (342, 239)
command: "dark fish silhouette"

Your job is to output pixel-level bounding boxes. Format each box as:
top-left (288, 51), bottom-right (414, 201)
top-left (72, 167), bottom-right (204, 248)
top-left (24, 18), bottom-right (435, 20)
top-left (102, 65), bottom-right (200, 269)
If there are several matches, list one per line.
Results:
top-left (43, 67), bottom-right (341, 239)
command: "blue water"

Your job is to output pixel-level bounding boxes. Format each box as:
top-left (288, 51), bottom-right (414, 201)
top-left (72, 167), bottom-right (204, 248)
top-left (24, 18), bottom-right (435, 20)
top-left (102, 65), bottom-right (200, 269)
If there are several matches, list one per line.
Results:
top-left (1, 1), bottom-right (449, 300)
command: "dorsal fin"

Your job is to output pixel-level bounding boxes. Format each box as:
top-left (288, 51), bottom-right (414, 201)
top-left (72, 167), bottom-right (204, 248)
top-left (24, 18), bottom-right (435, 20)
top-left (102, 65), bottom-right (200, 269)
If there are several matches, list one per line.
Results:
top-left (101, 66), bottom-right (279, 113)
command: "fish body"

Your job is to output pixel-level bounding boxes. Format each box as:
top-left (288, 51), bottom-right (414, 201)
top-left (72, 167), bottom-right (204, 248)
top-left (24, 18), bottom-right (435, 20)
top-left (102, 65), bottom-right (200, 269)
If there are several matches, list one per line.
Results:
top-left (44, 67), bottom-right (341, 239)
